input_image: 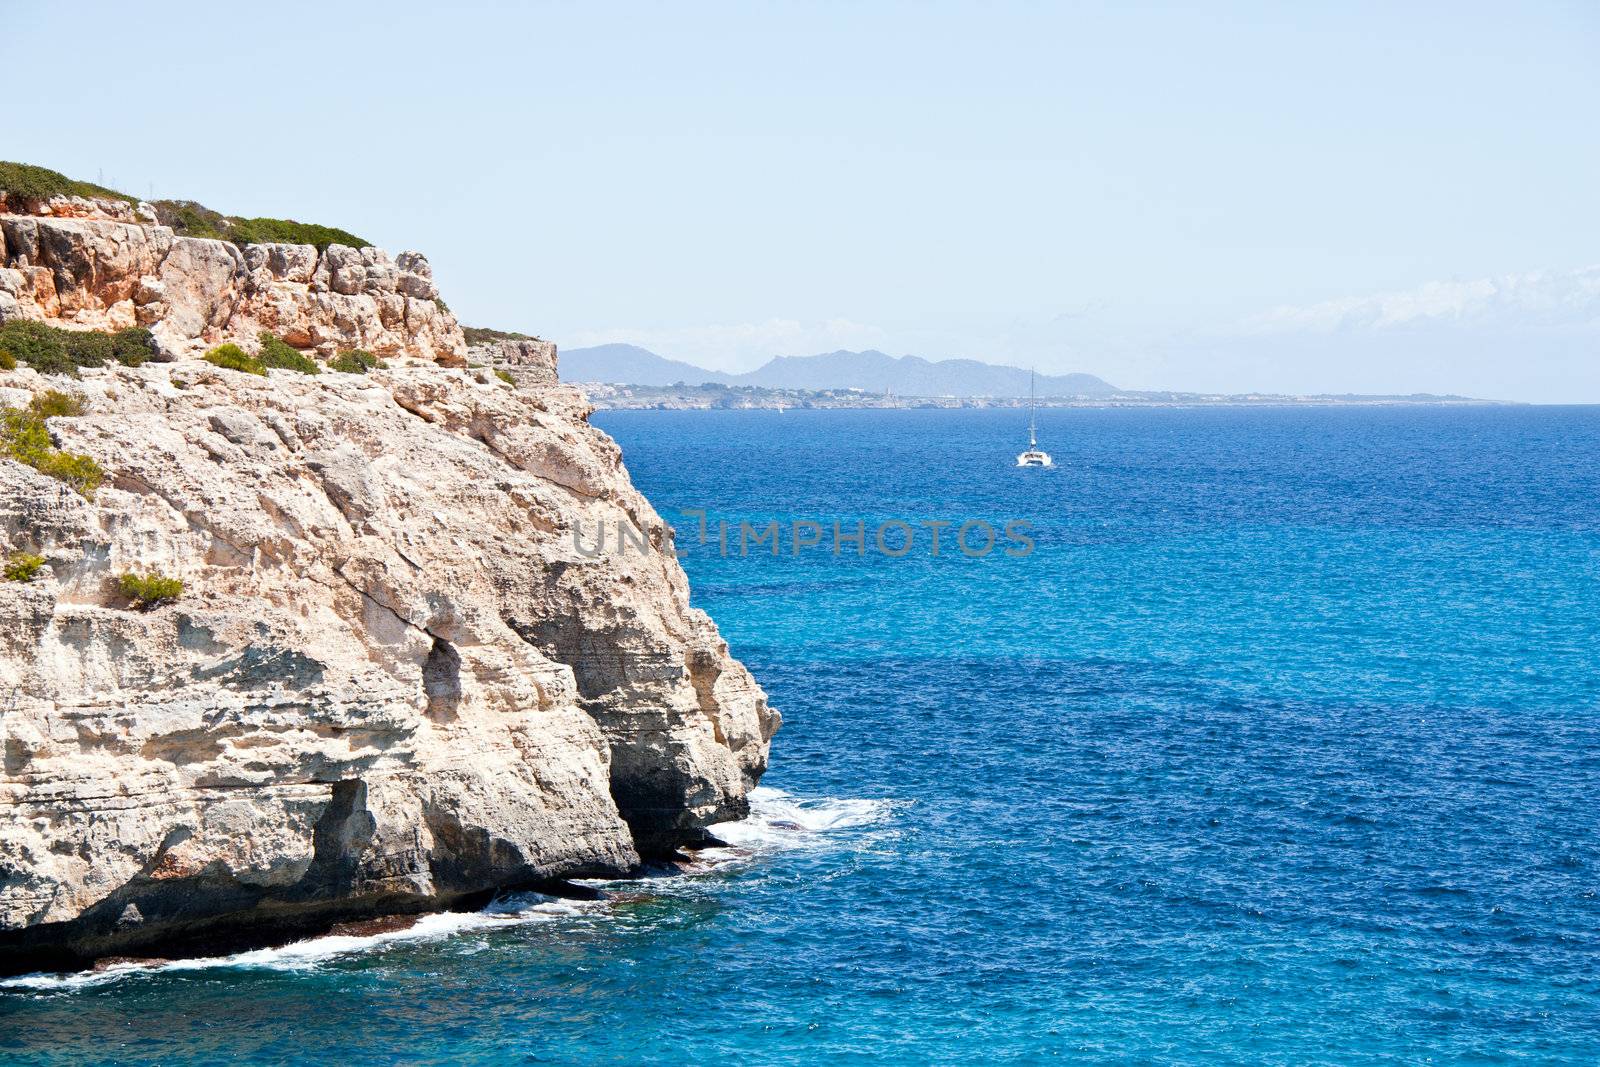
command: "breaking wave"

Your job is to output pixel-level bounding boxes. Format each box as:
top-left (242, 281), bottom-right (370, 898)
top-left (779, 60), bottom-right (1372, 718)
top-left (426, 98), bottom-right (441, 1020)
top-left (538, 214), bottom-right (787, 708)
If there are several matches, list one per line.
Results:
top-left (704, 786), bottom-right (897, 853)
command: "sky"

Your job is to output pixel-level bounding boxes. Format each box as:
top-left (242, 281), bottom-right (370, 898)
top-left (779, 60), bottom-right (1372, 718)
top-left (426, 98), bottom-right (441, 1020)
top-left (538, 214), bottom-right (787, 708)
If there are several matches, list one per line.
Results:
top-left (6, 1), bottom-right (1598, 401)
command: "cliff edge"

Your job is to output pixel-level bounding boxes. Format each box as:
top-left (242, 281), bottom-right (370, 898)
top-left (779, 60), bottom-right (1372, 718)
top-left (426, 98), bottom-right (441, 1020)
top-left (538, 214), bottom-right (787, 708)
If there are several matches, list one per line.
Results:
top-left (0, 182), bottom-right (463, 366)
top-left (0, 177), bottom-right (777, 974)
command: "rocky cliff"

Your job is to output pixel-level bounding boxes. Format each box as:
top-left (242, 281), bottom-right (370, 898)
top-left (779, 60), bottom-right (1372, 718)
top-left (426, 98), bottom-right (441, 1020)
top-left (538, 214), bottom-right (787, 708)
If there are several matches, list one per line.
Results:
top-left (0, 192), bottom-right (464, 365)
top-left (467, 337), bottom-right (559, 387)
top-left (0, 192), bottom-right (777, 974)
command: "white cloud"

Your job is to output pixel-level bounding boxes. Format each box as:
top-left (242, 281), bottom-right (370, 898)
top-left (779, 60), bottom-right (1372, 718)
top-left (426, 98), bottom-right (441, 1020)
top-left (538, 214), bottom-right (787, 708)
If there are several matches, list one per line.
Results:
top-left (564, 318), bottom-right (890, 372)
top-left (1239, 265), bottom-right (1600, 335)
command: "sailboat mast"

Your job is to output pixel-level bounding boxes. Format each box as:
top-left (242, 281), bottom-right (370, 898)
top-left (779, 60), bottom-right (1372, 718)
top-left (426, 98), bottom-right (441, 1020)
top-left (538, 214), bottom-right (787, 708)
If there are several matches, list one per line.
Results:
top-left (1028, 369), bottom-right (1037, 447)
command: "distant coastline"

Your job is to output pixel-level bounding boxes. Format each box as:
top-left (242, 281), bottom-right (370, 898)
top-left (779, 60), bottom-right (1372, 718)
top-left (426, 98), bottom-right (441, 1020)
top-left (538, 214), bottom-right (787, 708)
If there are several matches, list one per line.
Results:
top-left (561, 343), bottom-right (1494, 408)
top-left (577, 381), bottom-right (1493, 410)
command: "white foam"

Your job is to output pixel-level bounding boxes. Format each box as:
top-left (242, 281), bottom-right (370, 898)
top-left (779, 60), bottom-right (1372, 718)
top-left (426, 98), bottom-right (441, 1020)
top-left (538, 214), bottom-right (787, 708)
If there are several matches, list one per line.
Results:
top-left (2, 788), bottom-right (892, 993)
top-left (704, 786), bottom-right (896, 853)
top-left (0, 894), bottom-right (606, 992)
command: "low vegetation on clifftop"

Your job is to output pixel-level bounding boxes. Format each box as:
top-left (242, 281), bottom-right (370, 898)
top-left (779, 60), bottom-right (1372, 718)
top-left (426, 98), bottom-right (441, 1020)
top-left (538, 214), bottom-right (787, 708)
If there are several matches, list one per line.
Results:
top-left (0, 161), bottom-right (134, 203)
top-left (0, 160), bottom-right (368, 250)
top-left (463, 325), bottom-right (544, 345)
top-left (150, 199), bottom-right (368, 252)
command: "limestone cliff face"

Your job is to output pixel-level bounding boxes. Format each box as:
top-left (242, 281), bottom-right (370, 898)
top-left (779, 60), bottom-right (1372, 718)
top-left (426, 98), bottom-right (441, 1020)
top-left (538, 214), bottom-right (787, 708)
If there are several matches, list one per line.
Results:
top-left (0, 194), bottom-right (464, 365)
top-left (0, 201), bottom-right (777, 974)
top-left (468, 337), bottom-right (559, 387)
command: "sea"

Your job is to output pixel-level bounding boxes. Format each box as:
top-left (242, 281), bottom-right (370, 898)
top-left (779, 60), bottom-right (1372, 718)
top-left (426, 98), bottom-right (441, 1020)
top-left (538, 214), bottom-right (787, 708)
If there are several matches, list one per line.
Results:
top-left (3, 405), bottom-right (1598, 1065)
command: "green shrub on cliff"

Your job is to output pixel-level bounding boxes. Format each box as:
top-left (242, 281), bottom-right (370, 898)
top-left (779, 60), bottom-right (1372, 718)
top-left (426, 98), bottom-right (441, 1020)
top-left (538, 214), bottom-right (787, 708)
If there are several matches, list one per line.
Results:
top-left (4, 162), bottom-right (367, 250)
top-left (209, 336), bottom-right (320, 377)
top-left (203, 343), bottom-right (266, 376)
top-left (26, 450), bottom-right (103, 497)
top-left (152, 200), bottom-right (368, 251)
top-left (3, 552), bottom-right (45, 583)
top-left (494, 369), bottom-right (516, 387)
top-left (150, 200), bottom-right (231, 241)
top-left (58, 330), bottom-right (114, 368)
top-left (0, 349), bottom-right (15, 371)
top-left (116, 572), bottom-right (183, 608)
top-left (257, 333), bottom-right (320, 375)
top-left (228, 218), bottom-right (368, 251)
top-left (330, 349), bottom-right (385, 374)
top-left (68, 327), bottom-right (154, 368)
top-left (0, 161), bottom-right (134, 203)
top-left (463, 325), bottom-right (541, 345)
top-left (0, 322), bottom-right (158, 375)
top-left (0, 392), bottom-right (104, 498)
top-left (28, 390), bottom-right (86, 419)
top-left (0, 321), bottom-right (74, 375)
top-left (111, 327), bottom-right (158, 367)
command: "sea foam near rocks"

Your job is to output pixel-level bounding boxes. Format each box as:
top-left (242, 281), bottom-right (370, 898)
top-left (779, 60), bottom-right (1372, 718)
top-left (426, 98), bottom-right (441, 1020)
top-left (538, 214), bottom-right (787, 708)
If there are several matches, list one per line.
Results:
top-left (707, 786), bottom-right (896, 852)
top-left (0, 898), bottom-right (606, 992)
top-left (0, 789), bottom-right (892, 992)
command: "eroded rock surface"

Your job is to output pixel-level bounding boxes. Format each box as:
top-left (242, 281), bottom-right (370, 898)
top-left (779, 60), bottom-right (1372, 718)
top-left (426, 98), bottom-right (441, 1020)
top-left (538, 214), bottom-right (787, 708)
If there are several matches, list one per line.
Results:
top-left (0, 196), bottom-right (464, 365)
top-left (468, 338), bottom-right (559, 387)
top-left (0, 361), bottom-right (777, 973)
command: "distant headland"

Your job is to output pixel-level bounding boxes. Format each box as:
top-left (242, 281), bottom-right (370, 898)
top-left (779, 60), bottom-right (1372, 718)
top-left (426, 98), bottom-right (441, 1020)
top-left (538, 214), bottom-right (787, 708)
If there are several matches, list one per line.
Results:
top-left (562, 343), bottom-right (1488, 409)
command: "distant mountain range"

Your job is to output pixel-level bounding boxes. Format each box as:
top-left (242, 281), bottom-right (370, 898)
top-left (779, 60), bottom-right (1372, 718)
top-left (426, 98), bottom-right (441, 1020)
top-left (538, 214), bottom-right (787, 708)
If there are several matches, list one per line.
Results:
top-left (560, 344), bottom-right (1118, 398)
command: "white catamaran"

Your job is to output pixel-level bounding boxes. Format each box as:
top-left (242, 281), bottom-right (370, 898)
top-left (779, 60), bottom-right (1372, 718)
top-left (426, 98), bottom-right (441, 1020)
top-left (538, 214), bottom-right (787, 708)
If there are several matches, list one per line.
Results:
top-left (1016, 369), bottom-right (1053, 467)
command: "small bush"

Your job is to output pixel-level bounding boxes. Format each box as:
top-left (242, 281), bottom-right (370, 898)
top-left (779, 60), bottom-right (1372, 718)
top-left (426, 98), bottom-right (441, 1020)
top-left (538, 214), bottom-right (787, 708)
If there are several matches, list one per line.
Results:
top-left (494, 369), bottom-right (515, 386)
top-left (0, 348), bottom-right (15, 371)
top-left (3, 552), bottom-right (45, 583)
top-left (30, 450), bottom-right (104, 495)
top-left (151, 199), bottom-right (232, 241)
top-left (0, 393), bottom-right (103, 498)
top-left (2, 410), bottom-right (50, 460)
top-left (28, 390), bottom-right (86, 419)
top-left (204, 343), bottom-right (266, 376)
top-left (329, 349), bottom-right (385, 374)
top-left (112, 327), bottom-right (158, 367)
top-left (116, 572), bottom-right (183, 608)
top-left (59, 330), bottom-right (113, 368)
top-left (0, 320), bottom-right (74, 376)
top-left (257, 332), bottom-right (320, 374)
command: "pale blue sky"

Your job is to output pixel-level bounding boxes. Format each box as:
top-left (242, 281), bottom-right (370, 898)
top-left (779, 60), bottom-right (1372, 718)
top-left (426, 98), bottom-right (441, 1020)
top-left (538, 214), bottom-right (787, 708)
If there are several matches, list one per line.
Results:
top-left (7, 1), bottom-right (1598, 400)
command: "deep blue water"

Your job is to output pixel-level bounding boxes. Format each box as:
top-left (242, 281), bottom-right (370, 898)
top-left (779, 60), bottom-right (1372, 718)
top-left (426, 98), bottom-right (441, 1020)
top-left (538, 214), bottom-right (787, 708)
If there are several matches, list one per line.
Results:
top-left (4, 406), bottom-right (1600, 1064)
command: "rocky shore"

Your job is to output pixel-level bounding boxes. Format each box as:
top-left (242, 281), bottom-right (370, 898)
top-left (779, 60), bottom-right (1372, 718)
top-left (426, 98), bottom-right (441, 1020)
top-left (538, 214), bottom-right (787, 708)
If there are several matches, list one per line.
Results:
top-left (0, 187), bottom-right (777, 975)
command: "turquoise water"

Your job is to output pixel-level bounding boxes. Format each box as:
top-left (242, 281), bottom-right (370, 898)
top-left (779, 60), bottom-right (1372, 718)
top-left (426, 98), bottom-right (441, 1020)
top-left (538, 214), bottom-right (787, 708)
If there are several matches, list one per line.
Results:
top-left (4, 406), bottom-right (1599, 1064)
